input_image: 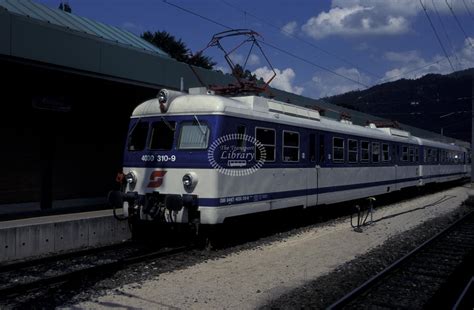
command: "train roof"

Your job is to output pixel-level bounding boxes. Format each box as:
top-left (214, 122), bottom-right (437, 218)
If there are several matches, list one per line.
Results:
top-left (132, 89), bottom-right (467, 150)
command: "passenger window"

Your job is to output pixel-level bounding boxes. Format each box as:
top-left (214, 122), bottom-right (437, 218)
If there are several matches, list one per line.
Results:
top-left (348, 139), bottom-right (358, 163)
top-left (427, 149), bottom-right (433, 163)
top-left (283, 131), bottom-right (299, 162)
top-left (128, 121), bottom-right (149, 151)
top-left (409, 147), bottom-right (415, 162)
top-left (149, 120), bottom-right (176, 150)
top-left (402, 146), bottom-right (408, 161)
top-left (333, 137), bottom-right (345, 163)
top-left (256, 128), bottom-right (275, 162)
top-left (309, 133), bottom-right (316, 162)
top-left (415, 148), bottom-right (419, 163)
top-left (382, 143), bottom-right (389, 162)
top-left (361, 141), bottom-right (370, 163)
top-left (177, 121), bottom-right (210, 149)
top-left (372, 142), bottom-right (380, 163)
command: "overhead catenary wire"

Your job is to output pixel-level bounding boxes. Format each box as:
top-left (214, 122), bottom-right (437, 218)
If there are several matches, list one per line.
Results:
top-left (445, 0), bottom-right (474, 47)
top-left (432, 0), bottom-right (463, 69)
top-left (419, 0), bottom-right (455, 72)
top-left (162, 0), bottom-right (369, 88)
top-left (221, 0), bottom-right (380, 80)
top-left (257, 40), bottom-right (369, 87)
top-left (461, 0), bottom-right (474, 20)
top-left (162, 0), bottom-right (232, 30)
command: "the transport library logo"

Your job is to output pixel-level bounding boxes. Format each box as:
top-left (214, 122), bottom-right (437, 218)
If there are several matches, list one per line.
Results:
top-left (207, 133), bottom-right (266, 176)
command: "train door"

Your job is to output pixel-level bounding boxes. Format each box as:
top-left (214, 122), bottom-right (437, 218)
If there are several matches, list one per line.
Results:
top-left (393, 144), bottom-right (399, 190)
top-left (307, 133), bottom-right (318, 206)
top-left (317, 134), bottom-right (325, 204)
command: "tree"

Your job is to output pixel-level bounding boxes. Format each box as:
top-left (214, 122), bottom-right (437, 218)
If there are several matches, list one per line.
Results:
top-left (141, 31), bottom-right (215, 70)
top-left (232, 64), bottom-right (258, 81)
top-left (58, 1), bottom-right (72, 13)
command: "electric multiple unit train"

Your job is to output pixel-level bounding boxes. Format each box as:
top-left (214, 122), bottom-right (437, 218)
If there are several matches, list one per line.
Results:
top-left (109, 87), bottom-right (470, 230)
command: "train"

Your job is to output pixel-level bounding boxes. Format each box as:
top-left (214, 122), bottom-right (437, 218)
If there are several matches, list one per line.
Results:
top-left (109, 87), bottom-right (470, 232)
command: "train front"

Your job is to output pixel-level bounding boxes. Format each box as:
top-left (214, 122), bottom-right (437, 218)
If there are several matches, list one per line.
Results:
top-left (109, 89), bottom-right (218, 229)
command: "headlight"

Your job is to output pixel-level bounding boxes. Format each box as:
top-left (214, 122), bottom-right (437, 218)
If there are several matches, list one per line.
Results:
top-left (182, 172), bottom-right (198, 190)
top-left (183, 174), bottom-right (192, 186)
top-left (158, 90), bottom-right (167, 104)
top-left (125, 171), bottom-right (137, 184)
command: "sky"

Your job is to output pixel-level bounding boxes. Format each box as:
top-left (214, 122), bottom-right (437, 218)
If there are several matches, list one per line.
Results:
top-left (37, 0), bottom-right (474, 99)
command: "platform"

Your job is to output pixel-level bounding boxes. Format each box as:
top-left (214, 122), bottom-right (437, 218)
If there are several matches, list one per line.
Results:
top-left (0, 210), bottom-right (130, 263)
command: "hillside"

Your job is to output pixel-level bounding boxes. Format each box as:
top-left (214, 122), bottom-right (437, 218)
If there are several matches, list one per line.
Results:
top-left (323, 68), bottom-right (473, 143)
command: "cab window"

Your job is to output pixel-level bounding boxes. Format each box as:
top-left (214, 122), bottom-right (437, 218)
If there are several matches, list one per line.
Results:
top-left (150, 120), bottom-right (176, 150)
top-left (177, 121), bottom-right (210, 149)
top-left (127, 121), bottom-right (149, 151)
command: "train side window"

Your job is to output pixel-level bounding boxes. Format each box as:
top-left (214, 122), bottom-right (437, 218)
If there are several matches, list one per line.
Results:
top-left (149, 120), bottom-right (176, 150)
top-left (372, 142), bottom-right (380, 163)
top-left (283, 131), bottom-right (300, 162)
top-left (382, 143), bottom-right (390, 162)
top-left (309, 133), bottom-right (316, 162)
top-left (409, 147), bottom-right (415, 162)
top-left (333, 137), bottom-right (345, 163)
top-left (177, 121), bottom-right (210, 149)
top-left (255, 127), bottom-right (275, 162)
top-left (427, 149), bottom-right (433, 163)
top-left (319, 134), bottom-right (325, 163)
top-left (236, 125), bottom-right (246, 148)
top-left (348, 139), bottom-right (358, 163)
top-left (402, 146), bottom-right (408, 161)
top-left (361, 141), bottom-right (369, 163)
top-left (128, 121), bottom-right (149, 151)
top-left (415, 148), bottom-right (419, 163)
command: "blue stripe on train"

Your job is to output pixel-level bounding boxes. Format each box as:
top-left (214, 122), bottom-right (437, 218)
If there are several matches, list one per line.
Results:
top-left (198, 172), bottom-right (466, 207)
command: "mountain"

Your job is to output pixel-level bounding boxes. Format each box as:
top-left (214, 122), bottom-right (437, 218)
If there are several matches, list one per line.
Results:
top-left (322, 68), bottom-right (473, 143)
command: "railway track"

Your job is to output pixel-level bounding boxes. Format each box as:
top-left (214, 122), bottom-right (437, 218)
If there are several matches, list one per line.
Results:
top-left (329, 210), bottom-right (474, 309)
top-left (0, 241), bottom-right (192, 303)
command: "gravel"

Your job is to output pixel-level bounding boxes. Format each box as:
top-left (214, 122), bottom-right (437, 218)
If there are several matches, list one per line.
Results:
top-left (262, 202), bottom-right (473, 309)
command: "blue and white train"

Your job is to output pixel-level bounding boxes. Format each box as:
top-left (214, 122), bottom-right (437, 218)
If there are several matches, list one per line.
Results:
top-left (110, 87), bottom-right (470, 228)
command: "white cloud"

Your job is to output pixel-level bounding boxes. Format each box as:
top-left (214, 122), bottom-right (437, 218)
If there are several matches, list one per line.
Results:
top-left (229, 53), bottom-right (244, 65)
top-left (302, 5), bottom-right (409, 39)
top-left (382, 37), bottom-right (474, 80)
top-left (253, 66), bottom-right (304, 95)
top-left (300, 0), bottom-right (470, 40)
top-left (281, 21), bottom-right (298, 36)
top-left (385, 50), bottom-right (423, 63)
top-left (308, 67), bottom-right (371, 97)
top-left (332, 0), bottom-right (466, 15)
top-left (248, 54), bottom-right (261, 66)
top-left (459, 37), bottom-right (474, 67)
